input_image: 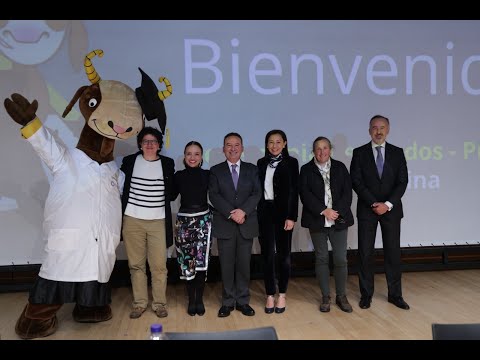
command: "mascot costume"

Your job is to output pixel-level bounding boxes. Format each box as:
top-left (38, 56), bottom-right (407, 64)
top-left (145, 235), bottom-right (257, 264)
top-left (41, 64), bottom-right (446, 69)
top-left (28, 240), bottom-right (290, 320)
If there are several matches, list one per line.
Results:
top-left (3, 49), bottom-right (172, 339)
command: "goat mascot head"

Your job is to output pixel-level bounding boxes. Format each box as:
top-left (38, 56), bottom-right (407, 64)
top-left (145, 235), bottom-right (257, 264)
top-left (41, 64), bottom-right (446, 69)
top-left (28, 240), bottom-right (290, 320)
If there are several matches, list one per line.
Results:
top-left (5, 49), bottom-right (172, 163)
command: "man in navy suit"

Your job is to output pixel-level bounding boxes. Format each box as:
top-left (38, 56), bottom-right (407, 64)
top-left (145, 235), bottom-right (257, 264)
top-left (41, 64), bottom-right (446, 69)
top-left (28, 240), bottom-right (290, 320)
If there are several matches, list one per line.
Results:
top-left (209, 132), bottom-right (261, 317)
top-left (350, 115), bottom-right (409, 310)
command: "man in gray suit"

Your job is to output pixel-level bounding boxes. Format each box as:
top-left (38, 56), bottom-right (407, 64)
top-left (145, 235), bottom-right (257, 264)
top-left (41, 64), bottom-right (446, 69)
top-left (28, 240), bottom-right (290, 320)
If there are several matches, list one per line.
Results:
top-left (209, 132), bottom-right (261, 317)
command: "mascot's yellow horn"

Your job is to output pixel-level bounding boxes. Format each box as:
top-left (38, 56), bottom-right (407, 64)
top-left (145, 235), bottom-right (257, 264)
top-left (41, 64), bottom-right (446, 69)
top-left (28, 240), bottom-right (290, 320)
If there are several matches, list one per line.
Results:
top-left (84, 49), bottom-right (104, 84)
top-left (158, 77), bottom-right (172, 100)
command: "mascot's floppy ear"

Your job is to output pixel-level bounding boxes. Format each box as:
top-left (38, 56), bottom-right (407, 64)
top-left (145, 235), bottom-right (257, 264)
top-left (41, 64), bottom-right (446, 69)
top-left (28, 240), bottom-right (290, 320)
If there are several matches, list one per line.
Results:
top-left (135, 67), bottom-right (172, 134)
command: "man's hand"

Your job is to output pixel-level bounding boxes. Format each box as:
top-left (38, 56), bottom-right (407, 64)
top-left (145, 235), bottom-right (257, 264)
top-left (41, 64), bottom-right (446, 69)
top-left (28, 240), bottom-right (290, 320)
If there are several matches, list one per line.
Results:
top-left (4, 93), bottom-right (38, 126)
top-left (229, 208), bottom-right (246, 224)
top-left (372, 202), bottom-right (389, 215)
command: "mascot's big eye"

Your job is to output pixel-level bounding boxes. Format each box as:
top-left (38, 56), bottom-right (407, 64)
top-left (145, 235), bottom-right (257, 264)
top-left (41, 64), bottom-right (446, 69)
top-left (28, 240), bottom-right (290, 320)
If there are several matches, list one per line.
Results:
top-left (88, 98), bottom-right (98, 108)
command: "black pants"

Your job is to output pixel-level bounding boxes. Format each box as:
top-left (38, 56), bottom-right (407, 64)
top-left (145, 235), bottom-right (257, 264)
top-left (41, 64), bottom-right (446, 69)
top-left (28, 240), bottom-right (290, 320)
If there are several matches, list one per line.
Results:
top-left (258, 202), bottom-right (293, 295)
top-left (357, 215), bottom-right (402, 298)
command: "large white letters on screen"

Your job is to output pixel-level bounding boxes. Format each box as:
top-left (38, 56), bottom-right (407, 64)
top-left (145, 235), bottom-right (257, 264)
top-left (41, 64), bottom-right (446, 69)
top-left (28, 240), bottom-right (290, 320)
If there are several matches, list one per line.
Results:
top-left (185, 39), bottom-right (222, 94)
top-left (185, 38), bottom-right (480, 96)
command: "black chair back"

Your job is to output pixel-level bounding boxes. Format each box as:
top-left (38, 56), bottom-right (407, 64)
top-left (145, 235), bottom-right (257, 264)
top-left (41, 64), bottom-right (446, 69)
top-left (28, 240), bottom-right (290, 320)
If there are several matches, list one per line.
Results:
top-left (432, 323), bottom-right (480, 340)
top-left (166, 326), bottom-right (278, 340)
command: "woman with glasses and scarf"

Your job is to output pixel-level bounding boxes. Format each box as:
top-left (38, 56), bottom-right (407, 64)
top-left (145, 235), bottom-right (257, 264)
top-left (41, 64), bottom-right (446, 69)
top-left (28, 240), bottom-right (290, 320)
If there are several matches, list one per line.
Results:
top-left (299, 136), bottom-right (354, 314)
top-left (257, 129), bottom-right (299, 314)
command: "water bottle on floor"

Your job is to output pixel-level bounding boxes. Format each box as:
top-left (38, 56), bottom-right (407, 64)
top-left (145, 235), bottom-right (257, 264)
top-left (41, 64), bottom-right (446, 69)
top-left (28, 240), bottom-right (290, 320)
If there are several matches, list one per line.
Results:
top-left (150, 323), bottom-right (169, 340)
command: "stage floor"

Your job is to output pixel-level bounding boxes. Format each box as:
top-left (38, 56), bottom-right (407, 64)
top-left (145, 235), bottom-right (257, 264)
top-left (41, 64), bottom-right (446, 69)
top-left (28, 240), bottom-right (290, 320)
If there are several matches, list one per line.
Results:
top-left (1, 269), bottom-right (479, 340)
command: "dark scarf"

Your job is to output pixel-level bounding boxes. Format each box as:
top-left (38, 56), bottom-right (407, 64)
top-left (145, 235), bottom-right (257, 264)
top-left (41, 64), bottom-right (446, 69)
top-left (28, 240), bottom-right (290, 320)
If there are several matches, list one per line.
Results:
top-left (267, 153), bottom-right (283, 168)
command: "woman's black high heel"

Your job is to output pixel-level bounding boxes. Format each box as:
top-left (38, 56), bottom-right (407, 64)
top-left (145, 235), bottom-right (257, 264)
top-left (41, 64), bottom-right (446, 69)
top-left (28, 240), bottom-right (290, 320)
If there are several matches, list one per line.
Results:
top-left (274, 293), bottom-right (286, 314)
top-left (264, 295), bottom-right (275, 314)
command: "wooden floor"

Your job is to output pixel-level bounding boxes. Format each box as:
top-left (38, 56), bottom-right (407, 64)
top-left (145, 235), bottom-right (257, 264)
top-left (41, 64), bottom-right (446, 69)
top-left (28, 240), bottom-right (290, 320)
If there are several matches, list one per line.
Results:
top-left (1, 269), bottom-right (479, 340)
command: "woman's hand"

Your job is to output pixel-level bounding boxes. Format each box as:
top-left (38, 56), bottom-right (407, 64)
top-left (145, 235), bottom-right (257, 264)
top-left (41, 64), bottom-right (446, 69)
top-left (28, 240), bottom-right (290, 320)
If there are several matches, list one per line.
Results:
top-left (284, 219), bottom-right (295, 231)
top-left (323, 208), bottom-right (339, 221)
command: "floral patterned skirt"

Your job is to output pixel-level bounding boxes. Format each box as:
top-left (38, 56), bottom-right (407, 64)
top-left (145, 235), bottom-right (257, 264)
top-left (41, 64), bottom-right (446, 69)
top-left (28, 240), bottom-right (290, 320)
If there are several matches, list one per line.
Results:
top-left (175, 209), bottom-right (212, 280)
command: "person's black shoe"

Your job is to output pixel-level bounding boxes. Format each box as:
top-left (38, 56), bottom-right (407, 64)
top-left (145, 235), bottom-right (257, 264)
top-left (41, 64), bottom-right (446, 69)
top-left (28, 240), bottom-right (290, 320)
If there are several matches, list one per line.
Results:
top-left (236, 304), bottom-right (255, 316)
top-left (217, 305), bottom-right (234, 317)
top-left (196, 302), bottom-right (205, 316)
top-left (388, 296), bottom-right (410, 310)
top-left (359, 296), bottom-right (372, 309)
top-left (187, 302), bottom-right (196, 316)
top-left (274, 294), bottom-right (286, 314)
top-left (264, 295), bottom-right (275, 314)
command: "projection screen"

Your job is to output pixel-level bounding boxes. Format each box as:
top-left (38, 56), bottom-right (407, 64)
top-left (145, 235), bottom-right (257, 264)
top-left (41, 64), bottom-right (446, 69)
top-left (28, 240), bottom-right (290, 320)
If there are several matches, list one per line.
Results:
top-left (1, 20), bottom-right (479, 265)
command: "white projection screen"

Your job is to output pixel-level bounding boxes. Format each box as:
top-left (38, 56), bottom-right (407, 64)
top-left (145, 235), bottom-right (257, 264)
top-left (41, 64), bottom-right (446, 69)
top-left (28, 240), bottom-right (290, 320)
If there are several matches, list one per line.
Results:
top-left (1, 20), bottom-right (479, 265)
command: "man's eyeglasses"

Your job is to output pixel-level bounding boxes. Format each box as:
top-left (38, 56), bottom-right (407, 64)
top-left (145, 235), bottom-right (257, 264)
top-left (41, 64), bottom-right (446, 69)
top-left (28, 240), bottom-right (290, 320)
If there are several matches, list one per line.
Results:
top-left (142, 140), bottom-right (159, 145)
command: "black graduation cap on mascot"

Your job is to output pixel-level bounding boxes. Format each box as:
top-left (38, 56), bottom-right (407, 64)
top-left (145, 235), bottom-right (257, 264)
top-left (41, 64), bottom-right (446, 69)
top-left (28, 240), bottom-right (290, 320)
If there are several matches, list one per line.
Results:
top-left (135, 67), bottom-right (172, 134)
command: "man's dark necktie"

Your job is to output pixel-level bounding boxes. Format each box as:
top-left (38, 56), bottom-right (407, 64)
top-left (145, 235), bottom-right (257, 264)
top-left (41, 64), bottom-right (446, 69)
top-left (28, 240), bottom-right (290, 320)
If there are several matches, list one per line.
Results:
top-left (376, 146), bottom-right (384, 177)
top-left (231, 164), bottom-right (239, 190)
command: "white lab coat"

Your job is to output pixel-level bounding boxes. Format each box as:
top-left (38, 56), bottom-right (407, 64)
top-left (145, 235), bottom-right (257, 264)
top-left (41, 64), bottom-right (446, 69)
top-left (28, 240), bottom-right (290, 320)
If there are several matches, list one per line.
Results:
top-left (27, 124), bottom-right (125, 283)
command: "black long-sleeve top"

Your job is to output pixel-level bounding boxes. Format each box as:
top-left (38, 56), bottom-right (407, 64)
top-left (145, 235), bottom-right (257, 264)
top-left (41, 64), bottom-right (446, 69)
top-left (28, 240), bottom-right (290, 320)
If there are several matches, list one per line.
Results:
top-left (173, 167), bottom-right (210, 213)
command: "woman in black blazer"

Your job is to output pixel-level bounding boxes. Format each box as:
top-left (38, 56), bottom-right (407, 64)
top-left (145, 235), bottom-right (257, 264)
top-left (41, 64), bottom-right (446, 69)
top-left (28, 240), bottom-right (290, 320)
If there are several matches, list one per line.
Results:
top-left (299, 136), bottom-right (354, 313)
top-left (257, 130), bottom-right (299, 314)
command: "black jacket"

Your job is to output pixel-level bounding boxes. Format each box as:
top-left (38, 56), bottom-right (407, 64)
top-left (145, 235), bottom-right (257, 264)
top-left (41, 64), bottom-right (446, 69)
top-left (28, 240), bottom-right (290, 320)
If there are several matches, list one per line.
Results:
top-left (299, 158), bottom-right (354, 231)
top-left (350, 142), bottom-right (408, 220)
top-left (257, 156), bottom-right (299, 223)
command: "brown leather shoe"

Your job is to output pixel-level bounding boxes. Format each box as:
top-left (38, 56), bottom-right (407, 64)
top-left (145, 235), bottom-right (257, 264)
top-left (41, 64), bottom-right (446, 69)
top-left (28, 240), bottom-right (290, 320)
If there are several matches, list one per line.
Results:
top-left (320, 295), bottom-right (331, 312)
top-left (129, 307), bottom-right (146, 319)
top-left (155, 305), bottom-right (168, 318)
top-left (335, 295), bottom-right (353, 313)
